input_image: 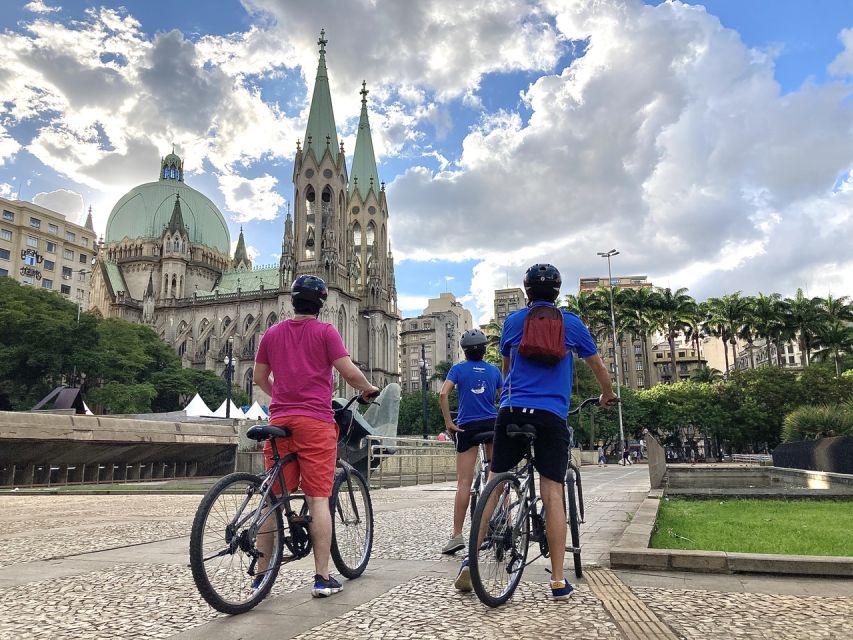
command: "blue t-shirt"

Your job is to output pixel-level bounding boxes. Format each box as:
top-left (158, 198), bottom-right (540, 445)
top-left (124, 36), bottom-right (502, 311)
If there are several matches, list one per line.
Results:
top-left (447, 359), bottom-right (503, 426)
top-left (499, 301), bottom-right (598, 417)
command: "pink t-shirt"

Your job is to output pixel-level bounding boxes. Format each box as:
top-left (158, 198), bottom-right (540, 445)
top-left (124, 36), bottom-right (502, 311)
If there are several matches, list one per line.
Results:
top-left (255, 318), bottom-right (349, 422)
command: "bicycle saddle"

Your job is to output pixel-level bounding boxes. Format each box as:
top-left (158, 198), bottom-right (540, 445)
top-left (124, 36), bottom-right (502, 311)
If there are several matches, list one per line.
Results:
top-left (469, 431), bottom-right (494, 445)
top-left (505, 423), bottom-right (537, 440)
top-left (246, 425), bottom-right (292, 441)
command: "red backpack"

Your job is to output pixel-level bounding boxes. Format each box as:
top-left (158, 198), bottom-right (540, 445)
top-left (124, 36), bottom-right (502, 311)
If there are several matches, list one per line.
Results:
top-left (517, 305), bottom-right (566, 365)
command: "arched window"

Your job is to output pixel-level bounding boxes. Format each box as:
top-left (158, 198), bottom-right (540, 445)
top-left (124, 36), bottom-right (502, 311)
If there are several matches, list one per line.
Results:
top-left (266, 312), bottom-right (278, 329)
top-left (221, 317), bottom-right (231, 335)
top-left (366, 221), bottom-right (376, 268)
top-left (337, 306), bottom-right (347, 345)
top-left (244, 314), bottom-right (255, 333)
top-left (178, 340), bottom-right (187, 357)
top-left (321, 186), bottom-right (334, 236)
top-left (245, 368), bottom-right (254, 403)
top-left (353, 222), bottom-right (362, 248)
top-left (305, 186), bottom-right (316, 259)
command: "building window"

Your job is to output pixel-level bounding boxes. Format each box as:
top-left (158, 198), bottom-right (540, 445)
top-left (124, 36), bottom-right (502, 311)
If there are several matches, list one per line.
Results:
top-left (79, 253), bottom-right (87, 264)
top-left (0, 248), bottom-right (8, 260)
top-left (46, 241), bottom-right (56, 253)
top-left (0, 268), bottom-right (7, 277)
top-left (60, 284), bottom-right (71, 294)
top-left (76, 288), bottom-right (85, 299)
top-left (42, 279), bottom-right (53, 289)
top-left (44, 260), bottom-right (54, 271)
top-left (48, 223), bottom-right (59, 234)
top-left (65, 231), bottom-right (76, 242)
top-left (788, 355), bottom-right (795, 364)
top-left (1, 210), bottom-right (12, 221)
top-left (30, 217), bottom-right (40, 229)
top-left (62, 266), bottom-right (72, 279)
top-left (82, 237), bottom-right (89, 247)
top-left (63, 249), bottom-right (73, 260)
top-left (21, 275), bottom-right (33, 285)
top-left (656, 353), bottom-right (663, 359)
top-left (636, 362), bottom-right (643, 370)
top-left (678, 351), bottom-right (685, 358)
top-left (27, 236), bottom-right (38, 248)
top-left (0, 229), bottom-right (11, 241)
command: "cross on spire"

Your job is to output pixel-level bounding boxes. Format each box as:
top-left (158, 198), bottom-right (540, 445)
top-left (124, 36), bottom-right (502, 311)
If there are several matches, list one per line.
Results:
top-left (318, 29), bottom-right (327, 54)
top-left (360, 80), bottom-right (368, 104)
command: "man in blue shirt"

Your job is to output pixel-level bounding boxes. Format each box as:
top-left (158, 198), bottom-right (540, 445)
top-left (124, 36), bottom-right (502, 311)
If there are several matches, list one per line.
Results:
top-left (438, 328), bottom-right (502, 556)
top-left (492, 263), bottom-right (617, 600)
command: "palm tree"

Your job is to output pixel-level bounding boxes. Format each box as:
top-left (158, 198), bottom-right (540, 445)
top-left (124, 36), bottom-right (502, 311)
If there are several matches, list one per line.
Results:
top-left (653, 287), bottom-right (697, 382)
top-left (691, 366), bottom-right (723, 383)
top-left (482, 320), bottom-right (503, 368)
top-left (787, 288), bottom-right (821, 367)
top-left (751, 292), bottom-right (785, 367)
top-left (431, 360), bottom-right (452, 382)
top-left (737, 295), bottom-right (759, 369)
top-left (814, 319), bottom-right (853, 376)
top-left (705, 293), bottom-right (749, 373)
top-left (621, 287), bottom-right (660, 384)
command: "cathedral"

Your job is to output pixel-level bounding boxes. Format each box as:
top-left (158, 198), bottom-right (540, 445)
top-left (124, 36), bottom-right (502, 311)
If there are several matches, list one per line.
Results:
top-left (89, 31), bottom-right (400, 403)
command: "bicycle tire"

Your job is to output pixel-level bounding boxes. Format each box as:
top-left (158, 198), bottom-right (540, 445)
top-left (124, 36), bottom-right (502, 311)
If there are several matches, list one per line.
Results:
top-left (566, 469), bottom-right (583, 579)
top-left (189, 472), bottom-right (284, 615)
top-left (329, 467), bottom-right (374, 579)
top-left (468, 472), bottom-right (529, 607)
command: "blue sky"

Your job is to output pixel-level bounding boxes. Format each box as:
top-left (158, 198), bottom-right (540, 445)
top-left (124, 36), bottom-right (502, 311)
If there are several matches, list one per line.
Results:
top-left (2, 0), bottom-right (853, 322)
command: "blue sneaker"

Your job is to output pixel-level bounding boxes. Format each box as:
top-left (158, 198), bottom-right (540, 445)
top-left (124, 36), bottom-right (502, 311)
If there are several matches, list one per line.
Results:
top-left (550, 579), bottom-right (574, 600)
top-left (454, 559), bottom-right (472, 592)
top-left (251, 574), bottom-right (263, 590)
top-left (312, 574), bottom-right (343, 598)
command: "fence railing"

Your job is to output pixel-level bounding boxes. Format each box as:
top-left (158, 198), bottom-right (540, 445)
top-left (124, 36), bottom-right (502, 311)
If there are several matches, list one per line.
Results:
top-left (731, 454), bottom-right (773, 464)
top-left (367, 435), bottom-right (457, 489)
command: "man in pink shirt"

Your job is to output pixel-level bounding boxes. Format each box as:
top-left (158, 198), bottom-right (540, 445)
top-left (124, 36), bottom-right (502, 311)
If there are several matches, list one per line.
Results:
top-left (253, 274), bottom-right (378, 597)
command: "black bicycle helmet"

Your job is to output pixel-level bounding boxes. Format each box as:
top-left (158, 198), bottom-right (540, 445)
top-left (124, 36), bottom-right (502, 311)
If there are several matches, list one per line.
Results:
top-left (290, 274), bottom-right (328, 307)
top-left (460, 328), bottom-right (488, 349)
top-left (524, 263), bottom-right (562, 301)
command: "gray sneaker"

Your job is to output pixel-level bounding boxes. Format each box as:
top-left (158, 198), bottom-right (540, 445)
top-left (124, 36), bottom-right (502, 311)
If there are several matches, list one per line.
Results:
top-left (441, 533), bottom-right (465, 555)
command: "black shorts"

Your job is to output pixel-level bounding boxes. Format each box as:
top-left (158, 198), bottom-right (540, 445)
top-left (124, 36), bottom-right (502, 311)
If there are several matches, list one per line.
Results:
top-left (491, 407), bottom-right (569, 483)
top-left (454, 419), bottom-right (495, 453)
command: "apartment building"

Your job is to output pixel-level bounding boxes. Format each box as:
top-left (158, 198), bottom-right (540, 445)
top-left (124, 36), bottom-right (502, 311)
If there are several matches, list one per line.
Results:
top-left (0, 197), bottom-right (97, 309)
top-left (493, 287), bottom-right (525, 324)
top-left (648, 337), bottom-right (708, 383)
top-left (578, 274), bottom-right (651, 292)
top-left (399, 293), bottom-right (474, 392)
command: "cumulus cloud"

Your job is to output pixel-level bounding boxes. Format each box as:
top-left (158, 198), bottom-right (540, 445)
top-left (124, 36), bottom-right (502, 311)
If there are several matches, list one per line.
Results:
top-left (218, 172), bottom-right (286, 222)
top-left (24, 1), bottom-right (61, 13)
top-left (0, 125), bottom-right (20, 165)
top-left (387, 0), bottom-right (853, 320)
top-left (32, 188), bottom-right (84, 221)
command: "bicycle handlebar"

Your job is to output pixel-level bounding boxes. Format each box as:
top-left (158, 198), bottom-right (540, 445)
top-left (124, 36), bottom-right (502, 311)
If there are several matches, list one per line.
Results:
top-left (567, 397), bottom-right (600, 416)
top-left (336, 391), bottom-right (381, 413)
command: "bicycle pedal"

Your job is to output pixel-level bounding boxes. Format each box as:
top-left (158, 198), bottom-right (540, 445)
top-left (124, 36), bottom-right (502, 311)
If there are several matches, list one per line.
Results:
top-left (288, 515), bottom-right (312, 526)
top-left (565, 545), bottom-right (581, 553)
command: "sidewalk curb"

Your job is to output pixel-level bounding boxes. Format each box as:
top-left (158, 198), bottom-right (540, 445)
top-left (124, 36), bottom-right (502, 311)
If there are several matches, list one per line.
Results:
top-left (610, 493), bottom-right (853, 578)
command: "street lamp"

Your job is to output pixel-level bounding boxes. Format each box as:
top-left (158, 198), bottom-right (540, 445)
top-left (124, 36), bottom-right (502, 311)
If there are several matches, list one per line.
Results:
top-left (362, 313), bottom-right (373, 383)
top-left (419, 343), bottom-right (429, 439)
top-left (223, 336), bottom-right (235, 419)
top-left (597, 249), bottom-right (626, 461)
top-left (73, 269), bottom-right (89, 323)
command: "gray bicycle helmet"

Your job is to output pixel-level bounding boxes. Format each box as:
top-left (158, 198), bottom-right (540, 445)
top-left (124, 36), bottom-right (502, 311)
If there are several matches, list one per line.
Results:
top-left (460, 328), bottom-right (488, 349)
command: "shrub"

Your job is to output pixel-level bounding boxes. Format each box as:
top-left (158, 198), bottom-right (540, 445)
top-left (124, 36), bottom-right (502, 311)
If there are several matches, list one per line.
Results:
top-left (782, 402), bottom-right (853, 442)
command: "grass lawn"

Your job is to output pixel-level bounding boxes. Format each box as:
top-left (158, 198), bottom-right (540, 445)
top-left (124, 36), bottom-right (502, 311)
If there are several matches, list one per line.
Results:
top-left (651, 498), bottom-right (853, 557)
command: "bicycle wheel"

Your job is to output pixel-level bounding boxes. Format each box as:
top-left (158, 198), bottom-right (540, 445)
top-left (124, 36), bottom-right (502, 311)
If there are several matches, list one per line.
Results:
top-left (189, 472), bottom-right (283, 615)
top-left (329, 467), bottom-right (374, 579)
top-left (566, 469), bottom-right (583, 579)
top-left (468, 472), bottom-right (529, 607)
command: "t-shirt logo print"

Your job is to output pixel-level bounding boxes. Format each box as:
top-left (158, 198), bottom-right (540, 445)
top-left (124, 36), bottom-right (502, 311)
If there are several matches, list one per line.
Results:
top-left (471, 380), bottom-right (486, 395)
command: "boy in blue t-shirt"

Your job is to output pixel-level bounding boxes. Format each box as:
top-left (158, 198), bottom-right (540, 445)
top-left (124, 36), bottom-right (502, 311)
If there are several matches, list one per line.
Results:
top-left (438, 328), bottom-right (502, 556)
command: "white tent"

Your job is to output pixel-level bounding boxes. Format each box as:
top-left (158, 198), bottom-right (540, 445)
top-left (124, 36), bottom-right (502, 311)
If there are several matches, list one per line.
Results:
top-left (213, 399), bottom-right (245, 419)
top-left (83, 401), bottom-right (94, 416)
top-left (184, 393), bottom-right (213, 417)
top-left (244, 401), bottom-right (267, 421)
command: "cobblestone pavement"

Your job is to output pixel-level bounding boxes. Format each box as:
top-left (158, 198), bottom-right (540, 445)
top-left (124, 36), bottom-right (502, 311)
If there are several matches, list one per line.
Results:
top-left (1, 466), bottom-right (851, 639)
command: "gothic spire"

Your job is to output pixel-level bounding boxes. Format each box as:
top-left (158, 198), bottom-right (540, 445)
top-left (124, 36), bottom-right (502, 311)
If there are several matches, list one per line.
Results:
top-left (232, 226), bottom-right (251, 270)
top-left (349, 80), bottom-right (380, 201)
top-left (167, 194), bottom-right (187, 235)
top-left (304, 29), bottom-right (340, 164)
top-left (84, 205), bottom-right (94, 231)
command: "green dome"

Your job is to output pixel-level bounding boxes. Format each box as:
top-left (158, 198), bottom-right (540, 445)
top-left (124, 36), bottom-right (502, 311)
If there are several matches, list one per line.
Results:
top-left (105, 179), bottom-right (231, 254)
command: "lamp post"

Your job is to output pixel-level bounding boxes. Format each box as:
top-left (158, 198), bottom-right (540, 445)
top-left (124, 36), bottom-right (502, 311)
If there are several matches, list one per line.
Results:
top-left (597, 249), bottom-right (626, 461)
top-left (419, 343), bottom-right (429, 439)
top-left (223, 336), bottom-right (235, 419)
top-left (73, 269), bottom-right (89, 324)
top-left (362, 313), bottom-right (373, 383)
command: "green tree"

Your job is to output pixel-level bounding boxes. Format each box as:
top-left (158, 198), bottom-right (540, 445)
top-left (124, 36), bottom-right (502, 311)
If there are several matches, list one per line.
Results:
top-left (704, 293), bottom-right (749, 374)
top-left (751, 292), bottom-right (786, 367)
top-left (397, 390), bottom-right (451, 436)
top-left (431, 360), bottom-right (452, 383)
top-left (787, 288), bottom-right (822, 367)
top-left (653, 287), bottom-right (697, 382)
top-left (691, 366), bottom-right (723, 383)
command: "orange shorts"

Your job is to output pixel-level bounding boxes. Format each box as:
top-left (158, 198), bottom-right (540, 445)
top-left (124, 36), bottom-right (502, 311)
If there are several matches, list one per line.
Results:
top-left (263, 415), bottom-right (339, 498)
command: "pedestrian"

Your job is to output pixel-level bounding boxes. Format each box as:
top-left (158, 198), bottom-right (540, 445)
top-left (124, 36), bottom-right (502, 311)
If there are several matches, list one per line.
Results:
top-left (253, 275), bottom-right (379, 598)
top-left (621, 447), bottom-right (631, 466)
top-left (439, 329), bottom-right (502, 557)
top-left (459, 263), bottom-right (617, 600)
top-left (597, 445), bottom-right (606, 466)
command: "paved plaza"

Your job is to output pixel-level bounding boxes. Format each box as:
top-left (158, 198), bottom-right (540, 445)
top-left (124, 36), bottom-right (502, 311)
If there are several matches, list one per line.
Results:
top-left (1, 465), bottom-right (852, 639)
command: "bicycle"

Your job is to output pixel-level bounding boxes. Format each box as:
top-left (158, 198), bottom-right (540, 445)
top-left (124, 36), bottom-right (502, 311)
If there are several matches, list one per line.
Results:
top-left (467, 397), bottom-right (598, 607)
top-left (189, 394), bottom-right (376, 615)
top-left (449, 410), bottom-right (494, 520)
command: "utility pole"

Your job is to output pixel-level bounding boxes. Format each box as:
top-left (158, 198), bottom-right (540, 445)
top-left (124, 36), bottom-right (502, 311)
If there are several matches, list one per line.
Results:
top-left (597, 249), bottom-right (626, 461)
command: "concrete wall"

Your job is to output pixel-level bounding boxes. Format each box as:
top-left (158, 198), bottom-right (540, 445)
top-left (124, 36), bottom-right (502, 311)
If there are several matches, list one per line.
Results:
top-left (666, 465), bottom-right (853, 492)
top-left (0, 411), bottom-right (238, 486)
top-left (646, 434), bottom-right (666, 489)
